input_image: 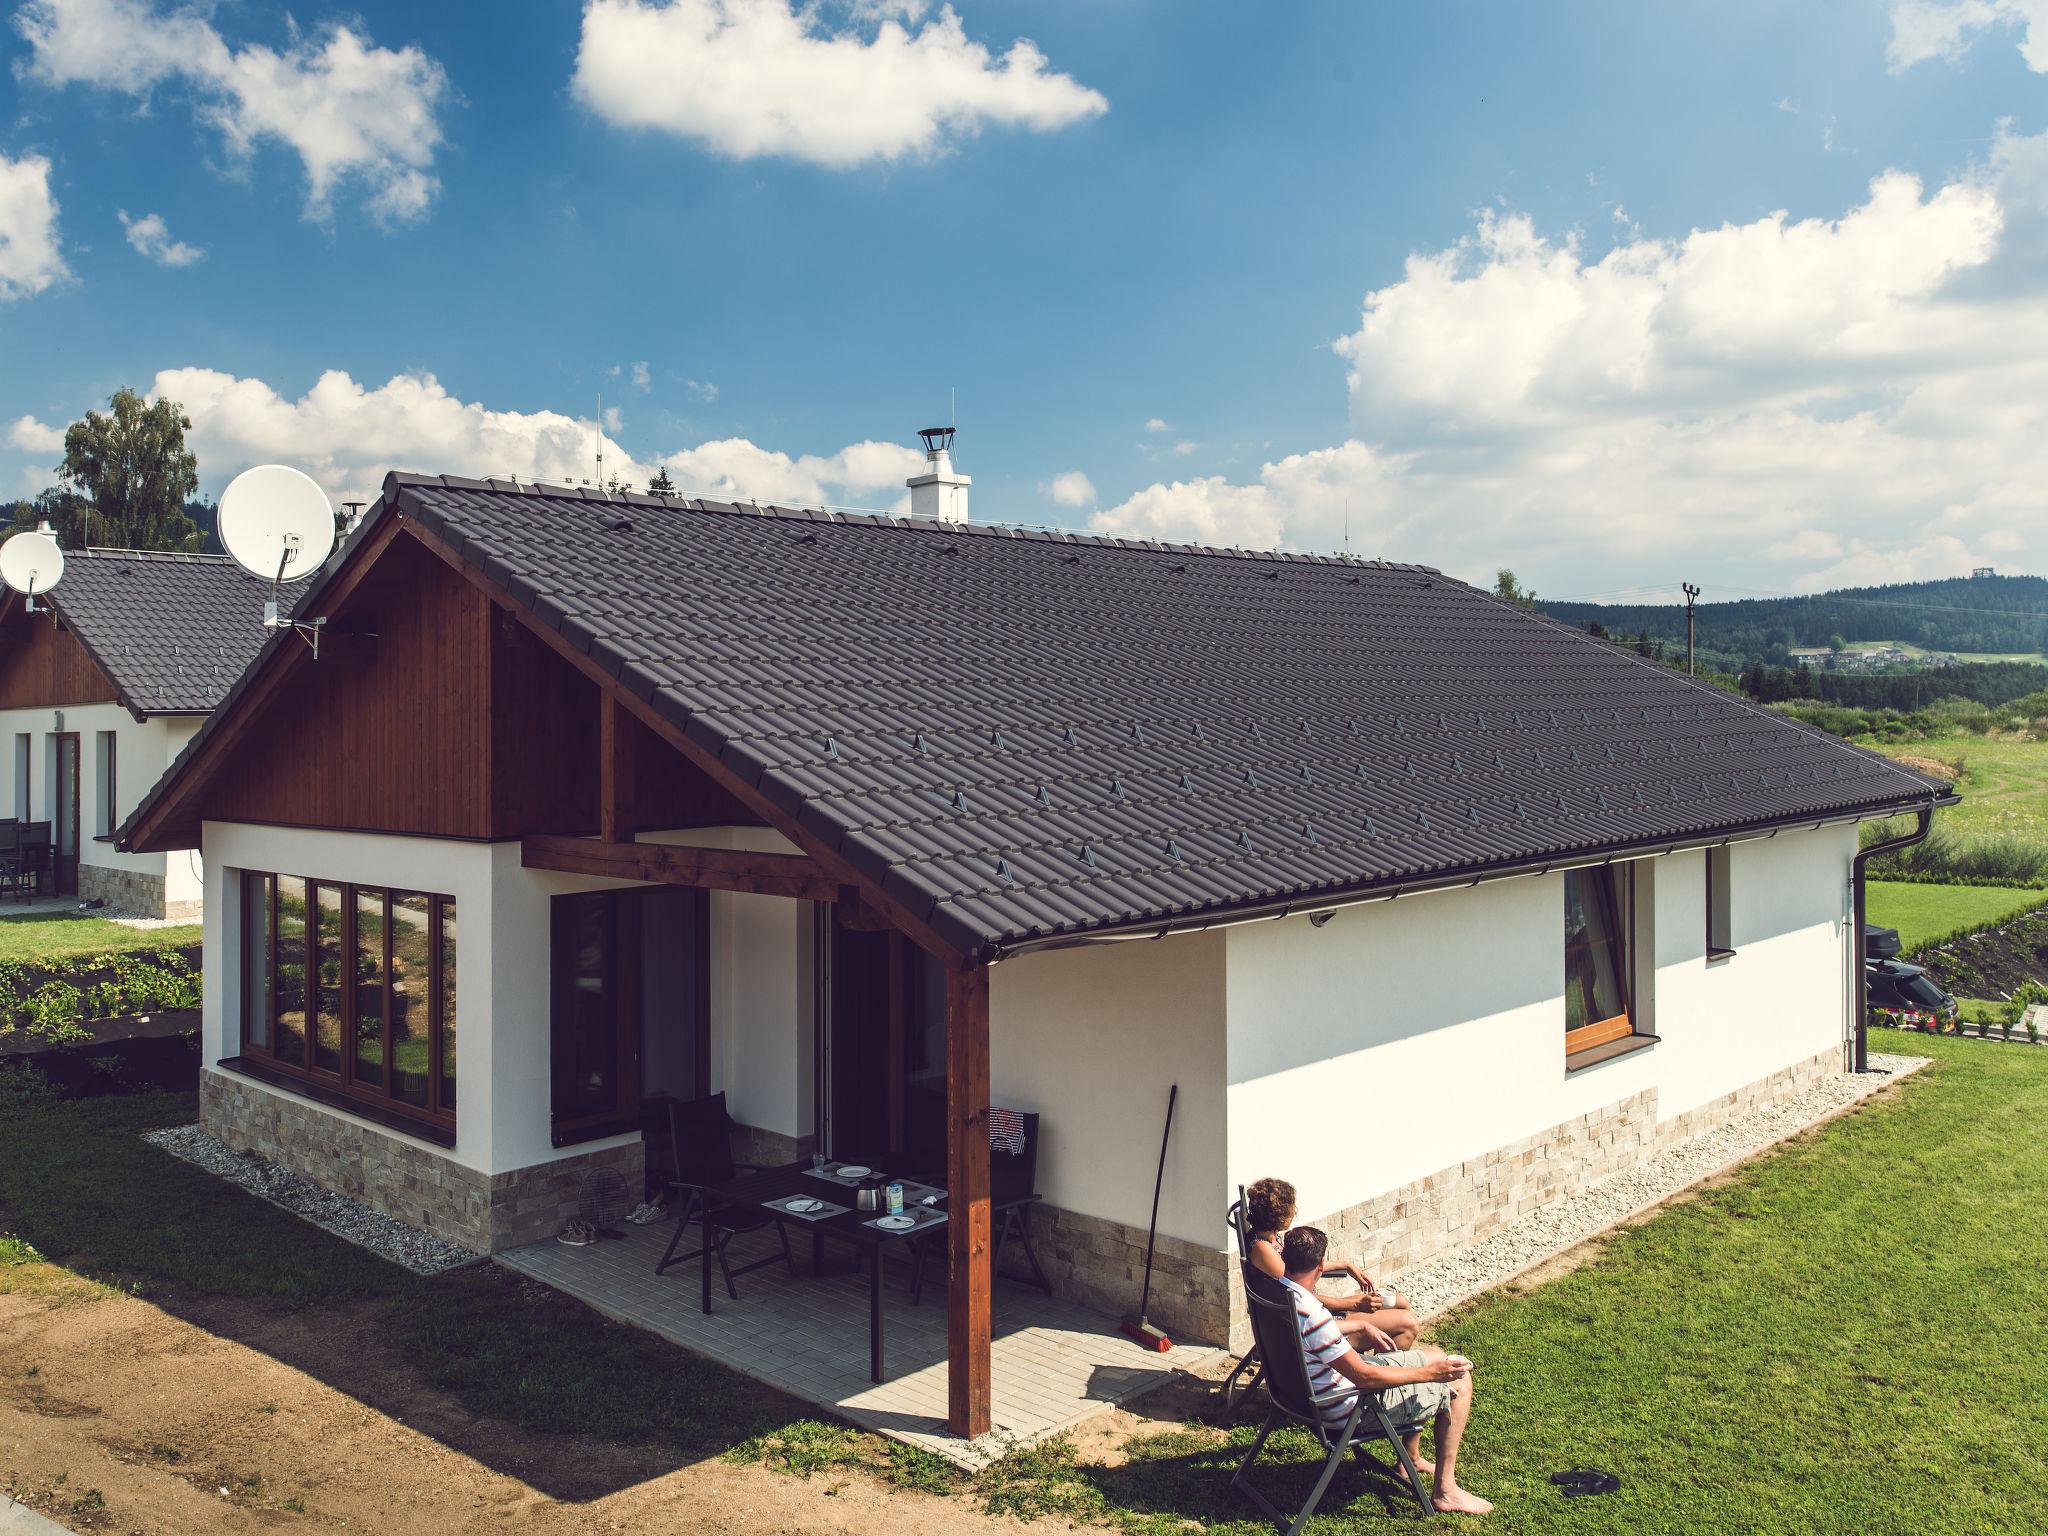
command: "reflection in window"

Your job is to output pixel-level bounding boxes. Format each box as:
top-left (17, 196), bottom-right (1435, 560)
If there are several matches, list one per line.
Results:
top-left (390, 891), bottom-right (432, 1108)
top-left (1564, 866), bottom-right (1632, 1051)
top-left (243, 873), bottom-right (272, 1051)
top-left (275, 875), bottom-right (308, 1067)
top-left (313, 884), bottom-right (343, 1074)
top-left (439, 896), bottom-right (457, 1111)
top-left (355, 889), bottom-right (386, 1088)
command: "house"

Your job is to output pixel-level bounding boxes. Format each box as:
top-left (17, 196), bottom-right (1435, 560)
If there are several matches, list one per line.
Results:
top-left (0, 547), bottom-right (295, 916)
top-left (118, 460), bottom-right (1948, 1440)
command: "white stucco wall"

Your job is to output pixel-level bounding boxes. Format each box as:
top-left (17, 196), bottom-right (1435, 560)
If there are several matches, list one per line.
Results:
top-left (0, 702), bottom-right (202, 902)
top-left (1221, 823), bottom-right (1857, 1232)
top-left (990, 933), bottom-right (1229, 1248)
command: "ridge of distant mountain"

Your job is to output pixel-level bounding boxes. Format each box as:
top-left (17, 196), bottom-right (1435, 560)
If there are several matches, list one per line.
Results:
top-left (1539, 573), bottom-right (2048, 662)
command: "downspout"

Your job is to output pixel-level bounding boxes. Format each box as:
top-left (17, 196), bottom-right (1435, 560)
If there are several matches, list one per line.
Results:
top-left (1850, 805), bottom-right (1936, 1073)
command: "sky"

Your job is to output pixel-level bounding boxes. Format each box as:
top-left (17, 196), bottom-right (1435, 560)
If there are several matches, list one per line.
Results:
top-left (1, 0), bottom-right (2046, 603)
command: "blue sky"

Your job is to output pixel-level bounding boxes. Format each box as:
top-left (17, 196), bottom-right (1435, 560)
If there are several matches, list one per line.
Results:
top-left (2, 0), bottom-right (2046, 598)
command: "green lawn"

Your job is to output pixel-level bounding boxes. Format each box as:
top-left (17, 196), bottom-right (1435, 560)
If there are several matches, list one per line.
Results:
top-left (0, 911), bottom-right (205, 964)
top-left (1865, 879), bottom-right (2046, 952)
top-left (5, 1039), bottom-right (2047, 1534)
top-left (1873, 735), bottom-right (2048, 844)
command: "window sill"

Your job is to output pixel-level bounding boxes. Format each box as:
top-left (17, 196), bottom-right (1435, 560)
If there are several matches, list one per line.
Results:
top-left (219, 1055), bottom-right (456, 1148)
top-left (1707, 947), bottom-right (1737, 965)
top-left (1565, 1031), bottom-right (1660, 1074)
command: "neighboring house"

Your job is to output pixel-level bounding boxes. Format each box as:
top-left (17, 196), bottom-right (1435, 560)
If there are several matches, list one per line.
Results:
top-left (0, 548), bottom-right (293, 916)
top-left (119, 469), bottom-right (1948, 1440)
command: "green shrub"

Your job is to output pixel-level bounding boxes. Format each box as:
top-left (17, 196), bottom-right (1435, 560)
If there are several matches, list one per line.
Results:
top-left (1864, 822), bottom-right (2048, 887)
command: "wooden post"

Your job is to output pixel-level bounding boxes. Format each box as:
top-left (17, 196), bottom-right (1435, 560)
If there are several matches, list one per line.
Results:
top-left (599, 692), bottom-right (634, 843)
top-left (946, 963), bottom-right (992, 1439)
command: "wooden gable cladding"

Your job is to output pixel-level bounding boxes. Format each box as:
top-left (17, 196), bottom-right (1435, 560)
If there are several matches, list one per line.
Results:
top-left (196, 535), bottom-right (495, 838)
top-left (0, 601), bottom-right (120, 713)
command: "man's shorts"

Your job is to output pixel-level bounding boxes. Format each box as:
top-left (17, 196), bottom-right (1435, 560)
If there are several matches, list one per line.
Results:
top-left (1329, 1350), bottom-right (1454, 1430)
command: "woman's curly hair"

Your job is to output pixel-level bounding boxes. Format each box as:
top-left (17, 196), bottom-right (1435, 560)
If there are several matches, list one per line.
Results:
top-left (1246, 1177), bottom-right (1297, 1235)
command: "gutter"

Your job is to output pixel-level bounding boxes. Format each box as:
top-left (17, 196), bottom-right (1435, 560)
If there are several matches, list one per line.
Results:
top-left (1849, 805), bottom-right (1939, 1073)
top-left (987, 792), bottom-right (1958, 963)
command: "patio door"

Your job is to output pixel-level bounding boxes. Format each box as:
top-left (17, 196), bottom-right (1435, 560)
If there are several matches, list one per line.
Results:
top-left (822, 921), bottom-right (946, 1167)
top-left (52, 733), bottom-right (79, 895)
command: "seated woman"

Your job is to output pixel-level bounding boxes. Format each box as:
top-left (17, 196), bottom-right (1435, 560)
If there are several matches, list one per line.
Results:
top-left (1244, 1176), bottom-right (1418, 1351)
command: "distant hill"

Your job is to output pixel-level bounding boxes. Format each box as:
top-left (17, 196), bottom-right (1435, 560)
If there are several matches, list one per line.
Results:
top-left (1540, 573), bottom-right (2048, 663)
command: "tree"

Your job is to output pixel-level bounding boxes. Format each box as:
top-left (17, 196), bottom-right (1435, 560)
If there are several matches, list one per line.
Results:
top-left (2, 485), bottom-right (96, 547)
top-left (59, 388), bottom-right (203, 551)
top-left (1493, 568), bottom-right (1539, 608)
top-left (647, 466), bottom-right (676, 496)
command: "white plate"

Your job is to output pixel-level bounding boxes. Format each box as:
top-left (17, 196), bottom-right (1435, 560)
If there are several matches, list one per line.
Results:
top-left (783, 1198), bottom-right (823, 1214)
top-left (834, 1165), bottom-right (872, 1179)
top-left (874, 1214), bottom-right (915, 1231)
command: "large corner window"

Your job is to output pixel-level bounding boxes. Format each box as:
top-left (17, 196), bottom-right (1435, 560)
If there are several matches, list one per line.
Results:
top-left (1564, 865), bottom-right (1637, 1058)
top-left (237, 869), bottom-right (457, 1140)
top-left (1706, 845), bottom-right (1734, 960)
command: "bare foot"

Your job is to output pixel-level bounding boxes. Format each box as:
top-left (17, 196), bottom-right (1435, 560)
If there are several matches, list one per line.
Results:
top-left (1433, 1485), bottom-right (1494, 1515)
top-left (1408, 1454), bottom-right (1437, 1477)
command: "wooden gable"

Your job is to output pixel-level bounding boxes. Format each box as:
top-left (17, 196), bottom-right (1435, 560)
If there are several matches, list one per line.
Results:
top-left (0, 600), bottom-right (120, 713)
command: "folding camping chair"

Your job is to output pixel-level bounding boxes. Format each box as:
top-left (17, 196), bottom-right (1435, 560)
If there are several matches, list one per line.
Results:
top-left (1214, 1189), bottom-right (1267, 1418)
top-left (653, 1092), bottom-right (796, 1303)
top-left (1229, 1236), bottom-right (1437, 1530)
top-left (905, 1104), bottom-right (1050, 1304)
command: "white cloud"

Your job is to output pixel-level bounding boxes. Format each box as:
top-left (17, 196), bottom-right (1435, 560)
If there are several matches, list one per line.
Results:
top-left (127, 365), bottom-right (921, 512)
top-left (0, 152), bottom-right (68, 299)
top-left (17, 0), bottom-right (452, 223)
top-left (117, 209), bottom-right (203, 267)
top-left (1143, 417), bottom-right (1172, 433)
top-left (7, 414), bottom-right (64, 452)
top-left (1889, 0), bottom-right (2048, 72)
top-left (1038, 469), bottom-right (1095, 507)
top-left (630, 360), bottom-right (652, 392)
top-left (1171, 439), bottom-right (1198, 456)
top-left (570, 0), bottom-right (1107, 169)
top-left (1093, 132), bottom-right (2048, 594)
top-left (684, 378), bottom-right (719, 403)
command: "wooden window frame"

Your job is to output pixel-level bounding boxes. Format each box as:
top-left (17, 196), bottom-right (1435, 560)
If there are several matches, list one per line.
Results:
top-left (1564, 864), bottom-right (1643, 1061)
top-left (233, 868), bottom-right (457, 1142)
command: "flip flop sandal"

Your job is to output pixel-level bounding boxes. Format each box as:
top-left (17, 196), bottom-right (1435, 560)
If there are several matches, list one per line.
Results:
top-left (1551, 1469), bottom-right (1621, 1497)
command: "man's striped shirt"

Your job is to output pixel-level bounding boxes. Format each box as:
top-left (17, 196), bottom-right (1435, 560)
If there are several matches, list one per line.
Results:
top-left (1282, 1277), bottom-right (1356, 1425)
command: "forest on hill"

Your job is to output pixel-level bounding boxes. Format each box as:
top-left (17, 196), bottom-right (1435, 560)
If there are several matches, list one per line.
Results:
top-left (1540, 573), bottom-right (2048, 663)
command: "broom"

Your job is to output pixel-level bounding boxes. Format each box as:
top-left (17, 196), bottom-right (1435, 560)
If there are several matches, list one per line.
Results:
top-left (1122, 1082), bottom-right (1178, 1352)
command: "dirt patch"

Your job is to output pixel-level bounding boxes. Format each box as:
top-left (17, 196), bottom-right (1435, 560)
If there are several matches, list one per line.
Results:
top-left (1890, 753), bottom-right (1961, 780)
top-left (1917, 908), bottom-right (2048, 997)
top-left (0, 1277), bottom-right (1081, 1535)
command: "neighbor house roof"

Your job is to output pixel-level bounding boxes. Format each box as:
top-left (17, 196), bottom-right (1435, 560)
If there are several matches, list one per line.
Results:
top-left (22, 549), bottom-right (300, 717)
top-left (123, 474), bottom-right (1951, 958)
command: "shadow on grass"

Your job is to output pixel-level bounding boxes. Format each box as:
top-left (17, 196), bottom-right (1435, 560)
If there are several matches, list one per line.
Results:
top-left (0, 1083), bottom-right (950, 1504)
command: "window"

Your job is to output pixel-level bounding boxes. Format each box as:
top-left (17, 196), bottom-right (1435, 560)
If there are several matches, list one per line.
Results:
top-left (1564, 865), bottom-right (1636, 1056)
top-left (550, 887), bottom-right (706, 1146)
top-left (1706, 845), bottom-right (1734, 959)
top-left (12, 733), bottom-right (28, 821)
top-left (237, 870), bottom-right (457, 1139)
top-left (94, 731), bottom-right (117, 836)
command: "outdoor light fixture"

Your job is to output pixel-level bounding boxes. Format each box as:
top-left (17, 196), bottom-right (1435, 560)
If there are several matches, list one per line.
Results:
top-left (1308, 910), bottom-right (1336, 928)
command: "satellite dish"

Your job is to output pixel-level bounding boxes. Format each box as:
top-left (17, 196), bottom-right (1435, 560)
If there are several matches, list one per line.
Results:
top-left (218, 464), bottom-right (335, 584)
top-left (0, 524), bottom-right (64, 609)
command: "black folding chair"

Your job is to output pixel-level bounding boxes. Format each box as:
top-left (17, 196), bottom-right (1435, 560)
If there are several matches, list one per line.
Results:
top-left (906, 1106), bottom-right (1050, 1303)
top-left (1215, 1189), bottom-right (1267, 1417)
top-left (0, 821), bottom-right (20, 902)
top-left (1229, 1237), bottom-right (1436, 1530)
top-left (16, 822), bottom-right (50, 900)
top-left (653, 1092), bottom-right (795, 1304)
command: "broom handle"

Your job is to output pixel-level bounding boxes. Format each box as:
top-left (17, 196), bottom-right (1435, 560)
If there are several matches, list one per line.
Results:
top-left (1137, 1083), bottom-right (1178, 1321)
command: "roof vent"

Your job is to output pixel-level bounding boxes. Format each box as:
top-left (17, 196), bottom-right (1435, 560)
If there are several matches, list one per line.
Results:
top-left (908, 426), bottom-right (970, 522)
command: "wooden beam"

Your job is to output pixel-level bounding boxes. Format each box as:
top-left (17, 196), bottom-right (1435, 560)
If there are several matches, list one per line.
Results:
top-left (946, 963), bottom-right (992, 1440)
top-left (598, 692), bottom-right (635, 843)
top-left (398, 510), bottom-right (969, 967)
top-left (521, 833), bottom-right (842, 902)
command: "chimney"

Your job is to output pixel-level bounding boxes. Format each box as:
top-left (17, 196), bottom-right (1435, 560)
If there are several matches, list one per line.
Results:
top-left (907, 426), bottom-right (969, 521)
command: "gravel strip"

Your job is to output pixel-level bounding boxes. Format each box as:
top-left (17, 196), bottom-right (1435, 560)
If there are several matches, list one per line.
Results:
top-left (1391, 1051), bottom-right (1930, 1320)
top-left (142, 1124), bottom-right (480, 1276)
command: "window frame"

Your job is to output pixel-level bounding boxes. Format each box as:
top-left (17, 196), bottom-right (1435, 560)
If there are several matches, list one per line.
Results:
top-left (233, 869), bottom-right (457, 1143)
top-left (1705, 844), bottom-right (1735, 961)
top-left (93, 730), bottom-right (117, 837)
top-left (1564, 864), bottom-right (1643, 1061)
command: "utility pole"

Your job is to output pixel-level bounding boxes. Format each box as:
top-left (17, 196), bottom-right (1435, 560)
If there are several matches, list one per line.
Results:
top-left (1682, 583), bottom-right (1701, 676)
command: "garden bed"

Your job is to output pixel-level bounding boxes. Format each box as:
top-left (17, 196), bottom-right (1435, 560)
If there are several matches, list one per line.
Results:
top-left (1915, 907), bottom-right (2048, 997)
top-left (0, 942), bottom-right (205, 1094)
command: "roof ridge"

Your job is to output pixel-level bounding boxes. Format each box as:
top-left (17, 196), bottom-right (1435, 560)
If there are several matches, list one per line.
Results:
top-left (380, 469), bottom-right (1445, 575)
top-left (78, 547), bottom-right (237, 564)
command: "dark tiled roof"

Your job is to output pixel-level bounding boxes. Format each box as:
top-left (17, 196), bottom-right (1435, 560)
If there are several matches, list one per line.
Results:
top-left (51, 549), bottom-right (300, 715)
top-left (125, 473), bottom-right (1951, 957)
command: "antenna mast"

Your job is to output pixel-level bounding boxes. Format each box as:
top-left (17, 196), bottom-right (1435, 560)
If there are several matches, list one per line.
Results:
top-left (595, 392), bottom-right (604, 490)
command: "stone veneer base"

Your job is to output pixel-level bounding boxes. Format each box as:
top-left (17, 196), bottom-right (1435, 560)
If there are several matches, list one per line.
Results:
top-left (79, 863), bottom-right (197, 920)
top-left (199, 1068), bottom-right (644, 1254)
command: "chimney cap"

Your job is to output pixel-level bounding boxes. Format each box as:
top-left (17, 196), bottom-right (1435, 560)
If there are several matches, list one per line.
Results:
top-left (917, 426), bottom-right (956, 455)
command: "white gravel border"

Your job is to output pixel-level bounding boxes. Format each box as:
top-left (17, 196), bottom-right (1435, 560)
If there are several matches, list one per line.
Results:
top-left (1392, 1051), bottom-right (1930, 1320)
top-left (142, 1123), bottom-right (482, 1276)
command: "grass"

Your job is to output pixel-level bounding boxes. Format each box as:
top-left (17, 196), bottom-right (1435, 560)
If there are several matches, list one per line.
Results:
top-left (1872, 735), bottom-right (2048, 845)
top-left (7, 1043), bottom-right (2048, 1533)
top-left (1842, 639), bottom-right (2048, 665)
top-left (1864, 879), bottom-right (2047, 952)
top-left (0, 911), bottom-right (205, 965)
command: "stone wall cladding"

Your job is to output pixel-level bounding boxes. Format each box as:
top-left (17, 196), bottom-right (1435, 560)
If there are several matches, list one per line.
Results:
top-left (79, 864), bottom-right (175, 919)
top-left (731, 1122), bottom-right (814, 1168)
top-left (199, 1068), bottom-right (645, 1253)
top-left (1013, 1204), bottom-right (1234, 1348)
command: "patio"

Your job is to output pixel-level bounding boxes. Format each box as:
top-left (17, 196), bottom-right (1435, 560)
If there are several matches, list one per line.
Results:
top-left (498, 1217), bottom-right (1221, 1466)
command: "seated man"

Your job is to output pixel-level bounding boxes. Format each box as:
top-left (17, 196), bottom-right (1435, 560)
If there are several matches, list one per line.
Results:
top-left (1282, 1226), bottom-right (1492, 1516)
top-left (1245, 1176), bottom-right (1418, 1350)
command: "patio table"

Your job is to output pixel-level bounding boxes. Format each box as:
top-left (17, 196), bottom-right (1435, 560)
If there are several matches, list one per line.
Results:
top-left (705, 1161), bottom-right (949, 1384)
